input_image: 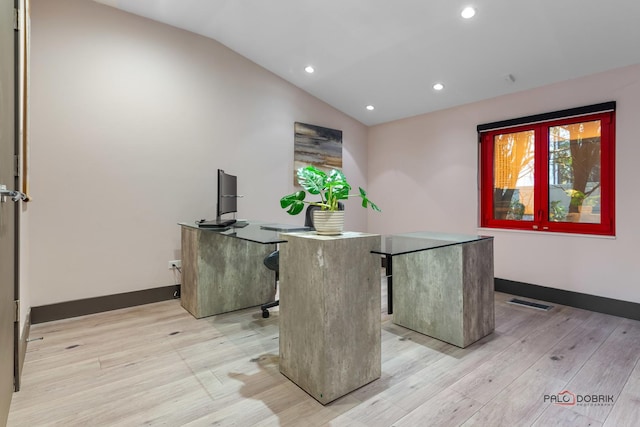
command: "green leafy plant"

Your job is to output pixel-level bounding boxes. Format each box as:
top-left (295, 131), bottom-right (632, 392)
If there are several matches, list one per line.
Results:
top-left (549, 200), bottom-right (567, 222)
top-left (280, 165), bottom-right (381, 215)
top-left (506, 201), bottom-right (525, 220)
top-left (566, 189), bottom-right (587, 208)
top-left (565, 188), bottom-right (598, 205)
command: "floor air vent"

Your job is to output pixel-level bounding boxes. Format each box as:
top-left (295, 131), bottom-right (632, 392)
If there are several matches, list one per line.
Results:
top-left (507, 298), bottom-right (552, 311)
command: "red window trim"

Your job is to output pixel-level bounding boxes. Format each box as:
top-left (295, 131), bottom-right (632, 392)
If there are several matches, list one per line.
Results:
top-left (479, 110), bottom-right (615, 236)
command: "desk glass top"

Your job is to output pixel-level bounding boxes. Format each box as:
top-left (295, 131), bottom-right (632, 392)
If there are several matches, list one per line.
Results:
top-left (372, 231), bottom-right (493, 256)
top-left (179, 221), bottom-right (307, 244)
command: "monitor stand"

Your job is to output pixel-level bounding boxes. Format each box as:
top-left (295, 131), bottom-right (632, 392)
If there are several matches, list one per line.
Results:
top-left (196, 218), bottom-right (236, 228)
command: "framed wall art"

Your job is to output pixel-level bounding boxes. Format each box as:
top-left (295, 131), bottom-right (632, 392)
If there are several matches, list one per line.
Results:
top-left (293, 122), bottom-right (342, 184)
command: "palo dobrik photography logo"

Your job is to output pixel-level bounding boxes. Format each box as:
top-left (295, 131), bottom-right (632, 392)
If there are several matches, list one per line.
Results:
top-left (544, 390), bottom-right (576, 406)
top-left (543, 390), bottom-right (615, 407)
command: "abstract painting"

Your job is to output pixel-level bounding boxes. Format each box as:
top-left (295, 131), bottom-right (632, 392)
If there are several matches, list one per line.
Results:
top-left (293, 122), bottom-right (342, 184)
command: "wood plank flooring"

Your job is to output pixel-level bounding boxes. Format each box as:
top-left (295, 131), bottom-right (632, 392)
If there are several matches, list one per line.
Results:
top-left (8, 277), bottom-right (640, 426)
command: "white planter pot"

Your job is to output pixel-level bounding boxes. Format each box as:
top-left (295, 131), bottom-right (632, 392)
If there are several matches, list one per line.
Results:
top-left (312, 210), bottom-right (345, 235)
top-left (578, 205), bottom-right (593, 214)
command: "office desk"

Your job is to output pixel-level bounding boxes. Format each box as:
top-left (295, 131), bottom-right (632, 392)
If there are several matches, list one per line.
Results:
top-left (372, 232), bottom-right (494, 348)
top-left (179, 222), bottom-right (291, 318)
top-left (279, 231), bottom-right (381, 405)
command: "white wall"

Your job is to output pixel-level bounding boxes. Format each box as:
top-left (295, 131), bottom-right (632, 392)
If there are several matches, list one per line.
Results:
top-left (368, 64), bottom-right (640, 304)
top-left (28, 0), bottom-right (369, 306)
top-left (29, 0), bottom-right (640, 308)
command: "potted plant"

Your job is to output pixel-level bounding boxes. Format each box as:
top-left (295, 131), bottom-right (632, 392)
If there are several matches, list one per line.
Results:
top-left (280, 165), bottom-right (380, 235)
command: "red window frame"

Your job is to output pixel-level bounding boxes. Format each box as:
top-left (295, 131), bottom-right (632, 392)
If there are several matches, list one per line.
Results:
top-left (480, 110), bottom-right (615, 236)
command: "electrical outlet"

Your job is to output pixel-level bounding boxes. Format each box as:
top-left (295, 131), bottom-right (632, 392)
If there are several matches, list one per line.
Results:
top-left (168, 260), bottom-right (182, 269)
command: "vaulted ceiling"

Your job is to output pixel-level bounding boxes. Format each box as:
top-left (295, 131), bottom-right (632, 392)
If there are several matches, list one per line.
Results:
top-left (93, 0), bottom-right (640, 126)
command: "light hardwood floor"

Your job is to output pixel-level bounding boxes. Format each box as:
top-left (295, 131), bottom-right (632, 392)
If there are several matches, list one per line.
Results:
top-left (8, 277), bottom-right (640, 426)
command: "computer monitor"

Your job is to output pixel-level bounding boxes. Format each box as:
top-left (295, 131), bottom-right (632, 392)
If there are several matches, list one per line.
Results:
top-left (216, 169), bottom-right (238, 220)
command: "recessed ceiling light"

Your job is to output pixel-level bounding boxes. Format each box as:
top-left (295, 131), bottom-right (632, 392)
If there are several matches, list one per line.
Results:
top-left (366, 105), bottom-right (375, 111)
top-left (433, 83), bottom-right (445, 91)
top-left (304, 65), bottom-right (315, 73)
top-left (461, 6), bottom-right (476, 19)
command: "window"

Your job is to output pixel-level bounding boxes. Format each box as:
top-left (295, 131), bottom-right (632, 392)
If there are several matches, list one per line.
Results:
top-left (479, 102), bottom-right (615, 236)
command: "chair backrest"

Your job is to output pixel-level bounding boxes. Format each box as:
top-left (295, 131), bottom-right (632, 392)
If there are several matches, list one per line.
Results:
top-left (304, 202), bottom-right (344, 229)
top-left (263, 250), bottom-right (279, 271)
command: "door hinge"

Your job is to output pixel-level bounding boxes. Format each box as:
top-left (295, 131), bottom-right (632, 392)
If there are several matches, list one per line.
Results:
top-left (14, 300), bottom-right (20, 323)
top-left (14, 8), bottom-right (20, 31)
top-left (15, 154), bottom-right (21, 177)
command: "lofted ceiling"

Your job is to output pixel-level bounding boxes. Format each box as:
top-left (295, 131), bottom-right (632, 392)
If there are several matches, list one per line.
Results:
top-left (92, 0), bottom-right (640, 126)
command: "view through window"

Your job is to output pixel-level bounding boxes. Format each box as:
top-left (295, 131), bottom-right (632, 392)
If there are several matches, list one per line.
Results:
top-left (479, 103), bottom-right (615, 236)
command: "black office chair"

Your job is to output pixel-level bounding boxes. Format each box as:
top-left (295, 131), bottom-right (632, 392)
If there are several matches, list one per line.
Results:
top-left (260, 251), bottom-right (280, 318)
top-left (260, 202), bottom-right (344, 318)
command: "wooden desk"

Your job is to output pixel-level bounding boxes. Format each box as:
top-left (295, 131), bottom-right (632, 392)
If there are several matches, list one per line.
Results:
top-left (279, 231), bottom-right (381, 405)
top-left (179, 222), bottom-right (285, 318)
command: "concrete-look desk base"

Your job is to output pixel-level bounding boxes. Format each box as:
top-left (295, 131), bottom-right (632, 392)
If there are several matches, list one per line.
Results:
top-left (393, 238), bottom-right (494, 348)
top-left (180, 225), bottom-right (276, 318)
top-left (279, 232), bottom-right (381, 405)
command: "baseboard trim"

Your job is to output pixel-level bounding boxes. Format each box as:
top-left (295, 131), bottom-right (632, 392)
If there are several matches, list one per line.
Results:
top-left (495, 278), bottom-right (640, 321)
top-left (31, 285), bottom-right (180, 324)
top-left (29, 280), bottom-right (639, 323)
